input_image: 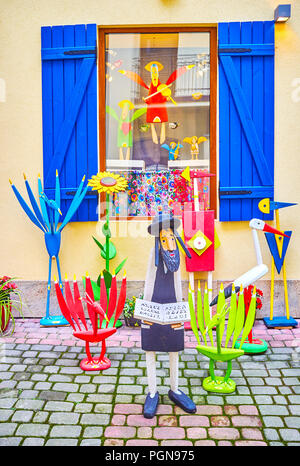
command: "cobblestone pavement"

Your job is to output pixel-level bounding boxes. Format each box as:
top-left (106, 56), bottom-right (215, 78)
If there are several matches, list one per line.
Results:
top-left (0, 319), bottom-right (299, 446)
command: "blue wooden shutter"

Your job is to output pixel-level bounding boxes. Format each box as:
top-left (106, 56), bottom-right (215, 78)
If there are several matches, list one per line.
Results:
top-left (41, 23), bottom-right (98, 221)
top-left (218, 21), bottom-right (274, 221)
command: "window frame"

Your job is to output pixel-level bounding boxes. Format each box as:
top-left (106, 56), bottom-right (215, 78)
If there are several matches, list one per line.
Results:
top-left (98, 25), bottom-right (217, 220)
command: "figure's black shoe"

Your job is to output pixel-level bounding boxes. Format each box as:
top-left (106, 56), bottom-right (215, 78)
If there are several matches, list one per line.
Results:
top-left (168, 389), bottom-right (196, 413)
top-left (143, 392), bottom-right (159, 419)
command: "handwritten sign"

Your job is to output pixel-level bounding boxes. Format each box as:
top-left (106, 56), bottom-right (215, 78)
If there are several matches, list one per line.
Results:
top-left (134, 299), bottom-right (190, 324)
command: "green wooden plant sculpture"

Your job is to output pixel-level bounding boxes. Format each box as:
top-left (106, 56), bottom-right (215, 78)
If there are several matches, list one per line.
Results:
top-left (189, 282), bottom-right (257, 393)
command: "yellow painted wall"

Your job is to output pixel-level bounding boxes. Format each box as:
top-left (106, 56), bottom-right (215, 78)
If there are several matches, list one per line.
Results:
top-left (1, 0), bottom-right (300, 283)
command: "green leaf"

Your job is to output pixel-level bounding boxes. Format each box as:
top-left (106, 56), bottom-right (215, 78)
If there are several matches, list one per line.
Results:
top-left (96, 274), bottom-right (101, 288)
top-left (188, 286), bottom-right (200, 345)
top-left (197, 283), bottom-right (207, 344)
top-left (101, 241), bottom-right (116, 261)
top-left (231, 288), bottom-right (245, 348)
top-left (217, 284), bottom-right (226, 343)
top-left (239, 287), bottom-right (257, 348)
top-left (225, 285), bottom-right (237, 347)
top-left (115, 258), bottom-right (127, 275)
top-left (92, 236), bottom-right (104, 252)
top-left (203, 284), bottom-right (214, 346)
top-left (102, 269), bottom-right (112, 291)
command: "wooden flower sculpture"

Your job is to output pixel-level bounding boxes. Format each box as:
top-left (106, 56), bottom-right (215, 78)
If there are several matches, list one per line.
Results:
top-left (87, 172), bottom-right (128, 329)
top-left (55, 271), bottom-right (126, 371)
top-left (9, 171), bottom-right (88, 327)
top-left (189, 282), bottom-right (257, 393)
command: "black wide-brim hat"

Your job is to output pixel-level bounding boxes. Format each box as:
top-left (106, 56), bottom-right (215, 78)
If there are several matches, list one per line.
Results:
top-left (148, 213), bottom-right (181, 236)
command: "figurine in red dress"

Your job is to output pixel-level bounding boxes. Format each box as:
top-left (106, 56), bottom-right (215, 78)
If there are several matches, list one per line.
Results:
top-left (119, 61), bottom-right (194, 144)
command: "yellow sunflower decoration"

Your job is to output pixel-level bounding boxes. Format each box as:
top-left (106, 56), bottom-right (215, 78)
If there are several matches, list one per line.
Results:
top-left (88, 171), bottom-right (128, 195)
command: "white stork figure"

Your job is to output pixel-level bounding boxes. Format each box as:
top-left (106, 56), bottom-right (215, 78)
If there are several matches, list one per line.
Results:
top-left (210, 218), bottom-right (289, 305)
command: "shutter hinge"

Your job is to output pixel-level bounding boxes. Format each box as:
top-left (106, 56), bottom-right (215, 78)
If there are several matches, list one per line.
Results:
top-left (66, 190), bottom-right (98, 196)
top-left (218, 47), bottom-right (252, 54)
top-left (219, 189), bottom-right (252, 197)
top-left (64, 47), bottom-right (97, 57)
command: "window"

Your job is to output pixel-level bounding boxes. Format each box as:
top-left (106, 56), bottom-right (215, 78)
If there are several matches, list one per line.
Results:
top-left (98, 26), bottom-right (217, 219)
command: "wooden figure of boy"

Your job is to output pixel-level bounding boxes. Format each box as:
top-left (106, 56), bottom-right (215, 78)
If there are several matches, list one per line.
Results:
top-left (142, 213), bottom-right (196, 418)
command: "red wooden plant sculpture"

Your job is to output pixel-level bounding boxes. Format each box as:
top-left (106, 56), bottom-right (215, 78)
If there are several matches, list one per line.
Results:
top-left (55, 271), bottom-right (126, 371)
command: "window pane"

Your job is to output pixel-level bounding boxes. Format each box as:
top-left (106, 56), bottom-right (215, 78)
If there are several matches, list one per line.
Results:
top-left (105, 31), bottom-right (211, 217)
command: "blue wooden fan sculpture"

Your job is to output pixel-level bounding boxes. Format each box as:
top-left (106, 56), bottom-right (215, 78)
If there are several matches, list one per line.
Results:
top-left (10, 170), bottom-right (88, 326)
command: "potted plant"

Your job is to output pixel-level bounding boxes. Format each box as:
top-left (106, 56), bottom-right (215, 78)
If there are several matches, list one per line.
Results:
top-left (0, 276), bottom-right (24, 335)
top-left (123, 295), bottom-right (142, 327)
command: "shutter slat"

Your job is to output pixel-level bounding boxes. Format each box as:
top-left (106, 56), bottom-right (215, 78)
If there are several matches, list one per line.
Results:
top-left (218, 22), bottom-right (230, 221)
top-left (228, 22), bottom-right (242, 221)
top-left (63, 25), bottom-right (77, 221)
top-left (86, 24), bottom-right (98, 221)
top-left (75, 24), bottom-right (89, 221)
top-left (240, 22), bottom-right (253, 220)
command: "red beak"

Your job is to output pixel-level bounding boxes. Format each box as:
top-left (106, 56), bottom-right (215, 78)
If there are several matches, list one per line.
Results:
top-left (263, 223), bottom-right (290, 238)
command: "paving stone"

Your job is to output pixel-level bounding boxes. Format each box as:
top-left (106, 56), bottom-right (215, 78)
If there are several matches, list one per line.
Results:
top-left (50, 425), bottom-right (82, 437)
top-left (11, 410), bottom-right (34, 422)
top-left (46, 438), bottom-right (78, 446)
top-left (263, 428), bottom-right (280, 441)
top-left (74, 403), bottom-right (93, 413)
top-left (83, 426), bottom-right (104, 438)
top-left (117, 385), bottom-right (143, 394)
top-left (81, 413), bottom-right (110, 425)
top-left (254, 395), bottom-right (273, 405)
top-left (86, 394), bottom-right (113, 403)
top-left (115, 395), bottom-right (133, 403)
top-left (79, 384), bottom-right (97, 393)
top-left (34, 382), bottom-right (52, 390)
top-left (80, 438), bottom-right (102, 446)
top-left (208, 427), bottom-right (240, 440)
top-left (114, 404), bottom-right (143, 415)
top-left (180, 415), bottom-right (209, 427)
top-left (52, 382), bottom-right (79, 393)
top-left (0, 437), bottom-right (22, 446)
top-left (32, 411), bottom-right (49, 423)
top-left (38, 390), bottom-right (66, 401)
top-left (288, 395), bottom-right (300, 404)
top-left (16, 423), bottom-right (49, 437)
top-left (250, 386), bottom-right (278, 395)
top-left (67, 393), bottom-right (85, 403)
top-left (104, 426), bottom-right (136, 438)
top-left (279, 429), bottom-right (300, 442)
top-left (153, 427), bottom-right (185, 439)
top-left (263, 416), bottom-right (284, 428)
top-left (284, 417), bottom-right (300, 429)
top-left (224, 396), bottom-right (254, 405)
top-left (94, 403), bottom-right (113, 414)
top-left (97, 384), bottom-right (115, 394)
top-left (259, 405), bottom-right (289, 416)
top-left (0, 398), bottom-right (17, 408)
top-left (49, 412), bottom-right (80, 425)
top-left (241, 428), bottom-right (263, 440)
top-left (289, 405), bottom-right (300, 415)
top-left (15, 399), bottom-right (45, 410)
top-left (22, 437), bottom-right (45, 446)
top-left (44, 401), bottom-right (74, 412)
